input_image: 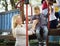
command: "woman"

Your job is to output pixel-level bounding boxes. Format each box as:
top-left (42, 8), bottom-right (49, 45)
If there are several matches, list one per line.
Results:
top-left (11, 14), bottom-right (35, 46)
top-left (49, 5), bottom-right (58, 28)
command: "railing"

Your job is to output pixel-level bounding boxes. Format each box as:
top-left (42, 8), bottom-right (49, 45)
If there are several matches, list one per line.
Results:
top-left (0, 9), bottom-right (20, 30)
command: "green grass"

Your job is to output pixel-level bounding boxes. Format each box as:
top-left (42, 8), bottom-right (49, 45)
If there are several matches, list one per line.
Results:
top-left (0, 39), bottom-right (60, 46)
top-left (29, 39), bottom-right (60, 46)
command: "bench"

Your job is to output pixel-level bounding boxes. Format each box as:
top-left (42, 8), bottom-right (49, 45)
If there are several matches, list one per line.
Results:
top-left (49, 28), bottom-right (60, 35)
top-left (47, 28), bottom-right (60, 46)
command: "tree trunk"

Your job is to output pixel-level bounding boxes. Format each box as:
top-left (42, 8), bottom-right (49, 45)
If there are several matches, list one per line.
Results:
top-left (5, 0), bottom-right (8, 11)
top-left (10, 0), bottom-right (15, 9)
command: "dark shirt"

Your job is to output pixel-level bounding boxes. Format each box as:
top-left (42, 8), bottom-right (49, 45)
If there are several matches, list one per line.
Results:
top-left (31, 14), bottom-right (47, 28)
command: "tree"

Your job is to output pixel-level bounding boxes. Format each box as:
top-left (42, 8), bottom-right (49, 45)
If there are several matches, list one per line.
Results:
top-left (5, 0), bottom-right (8, 11)
top-left (10, 0), bottom-right (15, 9)
top-left (1, 0), bottom-right (8, 11)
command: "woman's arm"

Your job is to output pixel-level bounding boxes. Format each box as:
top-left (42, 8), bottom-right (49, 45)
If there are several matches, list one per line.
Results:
top-left (15, 24), bottom-right (35, 36)
top-left (15, 19), bottom-right (38, 36)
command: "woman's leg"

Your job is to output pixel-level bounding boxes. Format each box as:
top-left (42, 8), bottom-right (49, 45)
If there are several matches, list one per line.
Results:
top-left (50, 19), bottom-right (58, 28)
top-left (55, 12), bottom-right (59, 19)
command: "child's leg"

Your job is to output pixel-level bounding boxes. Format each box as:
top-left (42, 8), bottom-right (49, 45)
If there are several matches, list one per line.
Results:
top-left (41, 26), bottom-right (48, 46)
top-left (43, 26), bottom-right (48, 42)
top-left (36, 27), bottom-right (41, 42)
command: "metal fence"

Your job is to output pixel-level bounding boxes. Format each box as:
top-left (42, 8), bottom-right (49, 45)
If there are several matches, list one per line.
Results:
top-left (0, 9), bottom-right (20, 30)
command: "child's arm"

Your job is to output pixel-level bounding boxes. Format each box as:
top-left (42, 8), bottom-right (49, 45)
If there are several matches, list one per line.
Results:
top-left (28, 19), bottom-right (39, 35)
top-left (32, 19), bottom-right (39, 30)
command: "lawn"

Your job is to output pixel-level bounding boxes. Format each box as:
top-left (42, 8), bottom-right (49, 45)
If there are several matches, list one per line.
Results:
top-left (0, 39), bottom-right (60, 46)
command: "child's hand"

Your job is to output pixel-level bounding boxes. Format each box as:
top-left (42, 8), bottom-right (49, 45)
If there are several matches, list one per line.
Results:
top-left (30, 29), bottom-right (35, 34)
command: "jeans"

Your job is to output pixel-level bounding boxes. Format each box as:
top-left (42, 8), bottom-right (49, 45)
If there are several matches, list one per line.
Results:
top-left (36, 26), bottom-right (48, 42)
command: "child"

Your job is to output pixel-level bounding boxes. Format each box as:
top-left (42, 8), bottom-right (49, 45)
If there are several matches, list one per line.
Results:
top-left (31, 6), bottom-right (48, 46)
top-left (11, 14), bottom-right (35, 46)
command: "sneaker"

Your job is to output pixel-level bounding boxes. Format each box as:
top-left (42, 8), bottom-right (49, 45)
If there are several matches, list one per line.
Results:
top-left (39, 42), bottom-right (42, 44)
top-left (43, 42), bottom-right (46, 44)
top-left (44, 45), bottom-right (46, 46)
top-left (43, 42), bottom-right (46, 46)
top-left (38, 42), bottom-right (42, 46)
top-left (39, 45), bottom-right (41, 46)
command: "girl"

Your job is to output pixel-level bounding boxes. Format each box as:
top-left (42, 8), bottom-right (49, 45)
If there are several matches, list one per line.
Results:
top-left (49, 5), bottom-right (58, 28)
top-left (11, 14), bottom-right (35, 46)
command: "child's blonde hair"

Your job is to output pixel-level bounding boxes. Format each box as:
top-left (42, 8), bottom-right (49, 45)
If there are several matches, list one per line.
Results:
top-left (34, 6), bottom-right (40, 10)
top-left (11, 14), bottom-right (21, 38)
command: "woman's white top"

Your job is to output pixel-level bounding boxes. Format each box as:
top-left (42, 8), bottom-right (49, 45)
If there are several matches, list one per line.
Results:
top-left (49, 11), bottom-right (57, 21)
top-left (49, 6), bottom-right (57, 21)
top-left (14, 24), bottom-right (35, 46)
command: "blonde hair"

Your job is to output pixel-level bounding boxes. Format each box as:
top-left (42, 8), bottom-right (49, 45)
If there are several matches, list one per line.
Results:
top-left (34, 6), bottom-right (40, 10)
top-left (11, 14), bottom-right (21, 38)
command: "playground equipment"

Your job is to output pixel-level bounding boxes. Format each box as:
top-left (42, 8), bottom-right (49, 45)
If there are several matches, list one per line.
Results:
top-left (16, 0), bottom-right (60, 46)
top-left (0, 0), bottom-right (60, 46)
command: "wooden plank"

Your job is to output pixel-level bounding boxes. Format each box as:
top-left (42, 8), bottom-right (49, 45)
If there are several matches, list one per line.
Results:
top-left (49, 28), bottom-right (60, 36)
